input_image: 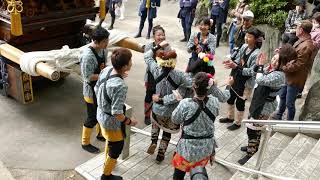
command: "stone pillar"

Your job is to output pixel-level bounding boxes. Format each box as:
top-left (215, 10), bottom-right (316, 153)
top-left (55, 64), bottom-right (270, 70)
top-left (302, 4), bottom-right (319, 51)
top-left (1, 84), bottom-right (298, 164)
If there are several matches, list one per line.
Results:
top-left (256, 25), bottom-right (282, 62)
top-left (299, 80), bottom-right (320, 121)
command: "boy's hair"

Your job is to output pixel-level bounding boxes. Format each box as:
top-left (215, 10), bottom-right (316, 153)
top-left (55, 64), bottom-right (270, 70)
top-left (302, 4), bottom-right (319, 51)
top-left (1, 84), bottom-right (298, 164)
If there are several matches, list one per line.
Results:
top-left (92, 26), bottom-right (110, 43)
top-left (111, 48), bottom-right (132, 71)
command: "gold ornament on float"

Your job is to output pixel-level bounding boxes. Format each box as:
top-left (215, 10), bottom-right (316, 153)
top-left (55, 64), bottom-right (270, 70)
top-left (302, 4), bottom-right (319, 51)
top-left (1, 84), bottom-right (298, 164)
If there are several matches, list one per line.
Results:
top-left (6, 0), bottom-right (23, 36)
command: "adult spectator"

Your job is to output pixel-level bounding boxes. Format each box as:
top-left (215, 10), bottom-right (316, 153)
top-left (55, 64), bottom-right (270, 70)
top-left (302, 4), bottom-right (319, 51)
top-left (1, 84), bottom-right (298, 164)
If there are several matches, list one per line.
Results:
top-left (311, 12), bottom-right (320, 49)
top-left (210, 0), bottom-right (230, 47)
top-left (228, 0), bottom-right (249, 54)
top-left (233, 10), bottom-right (254, 50)
top-left (282, 0), bottom-right (308, 45)
top-left (274, 20), bottom-right (318, 120)
top-left (134, 0), bottom-right (161, 39)
top-left (178, 0), bottom-right (198, 42)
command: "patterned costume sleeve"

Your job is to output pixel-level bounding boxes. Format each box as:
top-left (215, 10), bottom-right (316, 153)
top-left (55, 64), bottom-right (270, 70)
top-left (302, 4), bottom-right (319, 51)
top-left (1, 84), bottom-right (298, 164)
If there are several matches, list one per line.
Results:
top-left (172, 99), bottom-right (189, 125)
top-left (103, 49), bottom-right (108, 64)
top-left (208, 34), bottom-right (217, 55)
top-left (80, 53), bottom-right (96, 83)
top-left (162, 76), bottom-right (192, 105)
top-left (187, 32), bottom-right (197, 51)
top-left (109, 83), bottom-right (128, 115)
top-left (144, 43), bottom-right (153, 53)
top-left (208, 85), bottom-right (230, 103)
top-left (256, 71), bottom-right (285, 88)
top-left (144, 49), bottom-right (161, 78)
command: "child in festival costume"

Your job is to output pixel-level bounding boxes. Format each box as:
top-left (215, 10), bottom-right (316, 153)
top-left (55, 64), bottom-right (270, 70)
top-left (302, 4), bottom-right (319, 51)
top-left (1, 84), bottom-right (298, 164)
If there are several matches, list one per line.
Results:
top-left (220, 27), bottom-right (265, 131)
top-left (80, 26), bottom-right (109, 154)
top-left (186, 17), bottom-right (216, 74)
top-left (144, 41), bottom-right (192, 163)
top-left (161, 17), bottom-right (228, 103)
top-left (95, 48), bottom-right (138, 180)
top-left (237, 44), bottom-right (294, 165)
top-left (171, 72), bottom-right (233, 180)
top-left (143, 25), bottom-right (171, 125)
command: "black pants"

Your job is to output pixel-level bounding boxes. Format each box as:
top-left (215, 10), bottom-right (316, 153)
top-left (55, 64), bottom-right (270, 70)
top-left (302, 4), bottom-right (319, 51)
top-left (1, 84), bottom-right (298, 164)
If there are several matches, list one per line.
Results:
top-left (210, 15), bottom-right (222, 46)
top-left (108, 140), bottom-right (124, 159)
top-left (227, 88), bottom-right (245, 111)
top-left (139, 10), bottom-right (153, 36)
top-left (108, 2), bottom-right (117, 27)
top-left (173, 168), bottom-right (186, 180)
top-left (84, 101), bottom-right (98, 128)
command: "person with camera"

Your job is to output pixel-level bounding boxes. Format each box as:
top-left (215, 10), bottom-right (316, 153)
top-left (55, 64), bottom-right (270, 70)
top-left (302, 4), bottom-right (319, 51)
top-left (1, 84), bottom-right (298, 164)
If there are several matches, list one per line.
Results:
top-left (282, 0), bottom-right (308, 45)
top-left (220, 27), bottom-right (264, 131)
top-left (178, 0), bottom-right (198, 42)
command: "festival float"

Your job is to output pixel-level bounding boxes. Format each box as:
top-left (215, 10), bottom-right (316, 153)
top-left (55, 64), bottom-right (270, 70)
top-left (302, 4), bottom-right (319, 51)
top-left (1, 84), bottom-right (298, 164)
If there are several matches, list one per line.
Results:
top-left (0, 0), bottom-right (143, 104)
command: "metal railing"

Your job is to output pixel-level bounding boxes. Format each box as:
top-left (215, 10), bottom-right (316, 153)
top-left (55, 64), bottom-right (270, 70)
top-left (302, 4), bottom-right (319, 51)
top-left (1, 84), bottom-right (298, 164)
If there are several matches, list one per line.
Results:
top-left (125, 120), bottom-right (320, 180)
top-left (130, 126), bottom-right (299, 180)
top-left (242, 119), bottom-right (320, 178)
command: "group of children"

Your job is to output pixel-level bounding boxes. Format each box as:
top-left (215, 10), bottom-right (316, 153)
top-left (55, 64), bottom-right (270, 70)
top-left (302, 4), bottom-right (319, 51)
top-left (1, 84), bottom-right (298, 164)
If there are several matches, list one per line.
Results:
top-left (78, 3), bottom-right (303, 177)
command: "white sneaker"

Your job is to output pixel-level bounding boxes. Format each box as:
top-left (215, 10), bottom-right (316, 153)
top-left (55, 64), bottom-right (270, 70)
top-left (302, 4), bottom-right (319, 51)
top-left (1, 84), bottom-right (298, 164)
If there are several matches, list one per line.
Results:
top-left (119, 16), bottom-right (125, 20)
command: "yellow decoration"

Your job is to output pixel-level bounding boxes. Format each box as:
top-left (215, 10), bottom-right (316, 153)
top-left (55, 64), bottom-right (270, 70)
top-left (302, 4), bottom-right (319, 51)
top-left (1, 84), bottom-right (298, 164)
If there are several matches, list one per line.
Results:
top-left (156, 57), bottom-right (177, 68)
top-left (203, 56), bottom-right (209, 63)
top-left (7, 0), bottom-right (23, 36)
top-left (99, 0), bottom-right (106, 20)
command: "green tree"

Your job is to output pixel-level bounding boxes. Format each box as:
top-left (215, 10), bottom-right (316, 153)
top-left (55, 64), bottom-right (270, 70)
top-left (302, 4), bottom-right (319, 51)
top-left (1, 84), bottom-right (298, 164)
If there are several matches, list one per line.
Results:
top-left (202, 0), bottom-right (296, 31)
top-left (249, 0), bottom-right (295, 31)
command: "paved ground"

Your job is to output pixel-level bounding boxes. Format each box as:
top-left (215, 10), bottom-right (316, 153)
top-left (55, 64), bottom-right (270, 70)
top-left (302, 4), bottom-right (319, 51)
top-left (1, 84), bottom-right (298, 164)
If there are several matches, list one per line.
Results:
top-left (0, 1), bottom-right (229, 179)
top-left (0, 0), bottom-right (307, 179)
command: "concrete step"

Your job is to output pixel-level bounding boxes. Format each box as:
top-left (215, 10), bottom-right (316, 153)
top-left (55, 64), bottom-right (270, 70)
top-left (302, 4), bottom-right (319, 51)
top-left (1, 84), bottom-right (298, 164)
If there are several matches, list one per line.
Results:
top-left (0, 160), bottom-right (15, 180)
top-left (259, 133), bottom-right (317, 180)
top-left (228, 132), bottom-right (294, 180)
top-left (294, 139), bottom-right (320, 180)
top-left (210, 118), bottom-right (248, 180)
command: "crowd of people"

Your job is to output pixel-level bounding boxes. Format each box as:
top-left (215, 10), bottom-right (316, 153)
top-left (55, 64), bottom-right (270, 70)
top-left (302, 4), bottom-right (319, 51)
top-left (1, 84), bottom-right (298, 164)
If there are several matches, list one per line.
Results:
top-left (78, 0), bottom-right (320, 179)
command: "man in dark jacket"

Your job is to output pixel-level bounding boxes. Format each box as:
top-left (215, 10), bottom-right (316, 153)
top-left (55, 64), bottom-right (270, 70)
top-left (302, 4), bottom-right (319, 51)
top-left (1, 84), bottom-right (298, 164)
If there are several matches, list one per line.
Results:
top-left (178, 0), bottom-right (198, 42)
top-left (275, 20), bottom-right (318, 120)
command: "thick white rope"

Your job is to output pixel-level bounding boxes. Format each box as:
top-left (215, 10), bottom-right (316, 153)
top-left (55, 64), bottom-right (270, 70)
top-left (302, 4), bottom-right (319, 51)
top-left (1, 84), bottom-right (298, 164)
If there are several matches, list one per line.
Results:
top-left (19, 19), bottom-right (128, 76)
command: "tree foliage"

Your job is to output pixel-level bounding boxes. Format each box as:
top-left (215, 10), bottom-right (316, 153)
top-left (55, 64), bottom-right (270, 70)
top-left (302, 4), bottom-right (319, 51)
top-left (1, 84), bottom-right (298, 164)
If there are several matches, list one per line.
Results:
top-left (200, 0), bottom-right (296, 31)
